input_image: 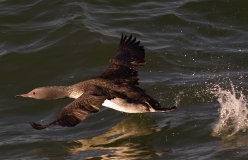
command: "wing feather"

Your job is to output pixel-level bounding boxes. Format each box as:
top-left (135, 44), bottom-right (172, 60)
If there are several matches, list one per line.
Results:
top-left (100, 34), bottom-right (145, 85)
top-left (29, 94), bottom-right (106, 130)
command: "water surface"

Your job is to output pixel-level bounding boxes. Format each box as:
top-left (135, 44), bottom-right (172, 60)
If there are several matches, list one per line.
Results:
top-left (1, 0), bottom-right (248, 159)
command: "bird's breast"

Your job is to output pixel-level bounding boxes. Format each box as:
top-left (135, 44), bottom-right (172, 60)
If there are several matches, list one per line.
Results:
top-left (69, 91), bottom-right (84, 99)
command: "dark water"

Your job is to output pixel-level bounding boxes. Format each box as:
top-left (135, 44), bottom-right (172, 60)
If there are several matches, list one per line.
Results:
top-left (1, 0), bottom-right (248, 159)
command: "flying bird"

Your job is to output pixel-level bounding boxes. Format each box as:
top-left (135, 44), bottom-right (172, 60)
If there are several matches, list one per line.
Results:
top-left (16, 34), bottom-right (177, 130)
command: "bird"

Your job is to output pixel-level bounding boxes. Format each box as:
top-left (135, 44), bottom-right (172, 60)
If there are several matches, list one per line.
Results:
top-left (16, 34), bottom-right (177, 130)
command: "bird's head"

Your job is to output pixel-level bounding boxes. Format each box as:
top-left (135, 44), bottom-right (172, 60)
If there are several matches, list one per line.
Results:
top-left (16, 86), bottom-right (69, 100)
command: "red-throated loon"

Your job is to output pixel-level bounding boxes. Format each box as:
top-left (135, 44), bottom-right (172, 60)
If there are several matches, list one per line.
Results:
top-left (16, 34), bottom-right (177, 130)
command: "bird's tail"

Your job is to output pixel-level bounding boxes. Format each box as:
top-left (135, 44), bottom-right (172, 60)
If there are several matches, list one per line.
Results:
top-left (157, 106), bottom-right (177, 113)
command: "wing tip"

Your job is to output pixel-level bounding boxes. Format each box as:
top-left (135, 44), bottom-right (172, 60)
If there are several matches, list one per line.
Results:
top-left (119, 34), bottom-right (143, 51)
top-left (29, 122), bottom-right (49, 130)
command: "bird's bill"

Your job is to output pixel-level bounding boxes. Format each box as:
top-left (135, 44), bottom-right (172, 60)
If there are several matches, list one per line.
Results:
top-left (15, 93), bottom-right (30, 98)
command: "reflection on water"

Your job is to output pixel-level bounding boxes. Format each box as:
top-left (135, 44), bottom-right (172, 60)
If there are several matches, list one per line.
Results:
top-left (219, 133), bottom-right (248, 149)
top-left (67, 114), bottom-right (170, 159)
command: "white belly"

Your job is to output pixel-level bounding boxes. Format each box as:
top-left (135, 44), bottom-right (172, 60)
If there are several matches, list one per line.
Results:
top-left (102, 98), bottom-right (156, 113)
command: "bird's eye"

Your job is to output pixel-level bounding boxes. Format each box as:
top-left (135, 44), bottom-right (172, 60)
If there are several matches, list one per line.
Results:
top-left (33, 92), bottom-right (36, 95)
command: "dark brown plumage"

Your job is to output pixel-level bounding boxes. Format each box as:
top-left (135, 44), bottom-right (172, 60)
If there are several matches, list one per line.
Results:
top-left (21, 34), bottom-right (177, 130)
top-left (100, 34), bottom-right (145, 85)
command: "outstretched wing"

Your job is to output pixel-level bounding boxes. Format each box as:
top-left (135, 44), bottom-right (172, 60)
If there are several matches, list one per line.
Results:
top-left (29, 94), bottom-right (107, 130)
top-left (100, 34), bottom-right (145, 85)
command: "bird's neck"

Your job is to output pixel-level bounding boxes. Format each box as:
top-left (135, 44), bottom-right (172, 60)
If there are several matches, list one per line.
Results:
top-left (44, 86), bottom-right (73, 100)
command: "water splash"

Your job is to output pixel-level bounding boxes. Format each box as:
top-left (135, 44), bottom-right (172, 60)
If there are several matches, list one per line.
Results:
top-left (211, 81), bottom-right (248, 138)
top-left (174, 91), bottom-right (182, 107)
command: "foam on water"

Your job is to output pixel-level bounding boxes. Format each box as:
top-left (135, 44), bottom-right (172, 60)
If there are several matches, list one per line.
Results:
top-left (211, 81), bottom-right (248, 138)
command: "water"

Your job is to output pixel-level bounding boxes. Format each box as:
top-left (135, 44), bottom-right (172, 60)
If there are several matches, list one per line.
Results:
top-left (1, 0), bottom-right (248, 159)
top-left (211, 81), bottom-right (248, 138)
